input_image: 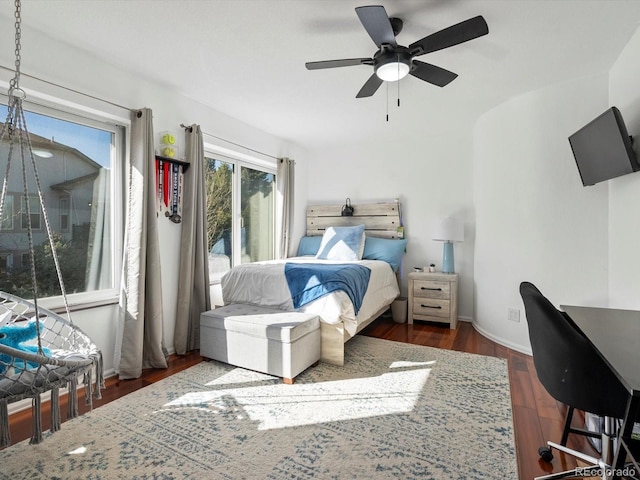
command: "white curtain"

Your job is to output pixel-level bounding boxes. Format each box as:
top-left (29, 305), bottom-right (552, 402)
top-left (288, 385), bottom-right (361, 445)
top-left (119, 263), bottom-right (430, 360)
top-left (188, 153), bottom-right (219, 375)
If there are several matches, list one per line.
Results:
top-left (114, 108), bottom-right (167, 379)
top-left (276, 157), bottom-right (295, 259)
top-left (85, 168), bottom-right (110, 291)
top-left (174, 124), bottom-right (211, 355)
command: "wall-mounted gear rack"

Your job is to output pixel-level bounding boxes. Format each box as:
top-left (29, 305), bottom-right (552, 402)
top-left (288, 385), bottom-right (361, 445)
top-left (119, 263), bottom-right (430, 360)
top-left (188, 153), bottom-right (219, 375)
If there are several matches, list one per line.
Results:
top-left (155, 154), bottom-right (189, 172)
top-left (155, 155), bottom-right (189, 223)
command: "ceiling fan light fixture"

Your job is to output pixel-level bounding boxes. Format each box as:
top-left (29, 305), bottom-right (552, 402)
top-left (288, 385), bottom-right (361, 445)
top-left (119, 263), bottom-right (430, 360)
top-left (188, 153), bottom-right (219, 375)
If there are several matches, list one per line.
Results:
top-left (374, 46), bottom-right (412, 82)
top-left (375, 61), bottom-right (410, 82)
top-left (305, 6), bottom-right (489, 98)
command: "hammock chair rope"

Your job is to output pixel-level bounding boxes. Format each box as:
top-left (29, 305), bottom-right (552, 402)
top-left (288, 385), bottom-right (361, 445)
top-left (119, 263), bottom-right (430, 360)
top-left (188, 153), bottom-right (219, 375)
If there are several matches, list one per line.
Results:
top-left (0, 0), bottom-right (104, 448)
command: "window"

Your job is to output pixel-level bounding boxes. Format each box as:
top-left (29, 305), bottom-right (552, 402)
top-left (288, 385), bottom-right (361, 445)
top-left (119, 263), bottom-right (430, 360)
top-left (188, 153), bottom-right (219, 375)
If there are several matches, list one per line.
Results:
top-left (20, 195), bottom-right (41, 230)
top-left (205, 153), bottom-right (276, 282)
top-left (59, 196), bottom-right (70, 231)
top-left (0, 194), bottom-right (13, 230)
top-left (0, 254), bottom-right (11, 276)
top-left (0, 101), bottom-right (123, 305)
top-left (240, 165), bottom-right (275, 263)
top-left (206, 158), bottom-right (233, 281)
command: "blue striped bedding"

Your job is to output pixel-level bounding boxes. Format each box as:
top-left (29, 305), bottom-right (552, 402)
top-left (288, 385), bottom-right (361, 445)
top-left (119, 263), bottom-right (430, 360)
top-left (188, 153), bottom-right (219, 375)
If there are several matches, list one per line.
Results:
top-left (284, 263), bottom-right (371, 315)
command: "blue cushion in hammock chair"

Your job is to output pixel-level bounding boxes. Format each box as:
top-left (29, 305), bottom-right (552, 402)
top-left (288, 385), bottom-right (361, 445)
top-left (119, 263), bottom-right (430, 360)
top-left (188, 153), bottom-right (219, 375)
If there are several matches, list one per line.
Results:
top-left (0, 321), bottom-right (50, 374)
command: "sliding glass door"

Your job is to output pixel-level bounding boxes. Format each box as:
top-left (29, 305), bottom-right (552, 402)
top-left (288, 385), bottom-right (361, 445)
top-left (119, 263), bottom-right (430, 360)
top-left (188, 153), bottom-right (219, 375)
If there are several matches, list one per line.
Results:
top-left (206, 158), bottom-right (234, 282)
top-left (205, 156), bottom-right (275, 282)
top-left (240, 166), bottom-right (275, 264)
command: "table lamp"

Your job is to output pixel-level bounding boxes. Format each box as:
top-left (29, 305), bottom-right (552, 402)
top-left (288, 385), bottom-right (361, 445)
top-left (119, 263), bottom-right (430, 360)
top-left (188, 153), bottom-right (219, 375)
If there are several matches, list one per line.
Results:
top-left (432, 217), bottom-right (464, 274)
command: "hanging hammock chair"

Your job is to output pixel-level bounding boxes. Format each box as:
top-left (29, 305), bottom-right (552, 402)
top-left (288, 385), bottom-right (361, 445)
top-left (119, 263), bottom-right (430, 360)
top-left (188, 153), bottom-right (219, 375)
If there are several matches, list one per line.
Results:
top-left (0, 0), bottom-right (104, 447)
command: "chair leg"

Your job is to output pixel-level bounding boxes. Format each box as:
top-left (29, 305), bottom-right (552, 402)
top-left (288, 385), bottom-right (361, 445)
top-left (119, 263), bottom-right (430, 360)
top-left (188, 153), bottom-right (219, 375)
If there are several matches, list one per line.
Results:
top-left (539, 407), bottom-right (576, 463)
top-left (535, 440), bottom-right (609, 480)
top-left (534, 465), bottom-right (603, 480)
top-left (560, 406), bottom-right (575, 446)
top-left (601, 416), bottom-right (616, 466)
top-left (535, 468), bottom-right (590, 480)
top-left (546, 441), bottom-right (601, 467)
top-left (538, 409), bottom-right (621, 479)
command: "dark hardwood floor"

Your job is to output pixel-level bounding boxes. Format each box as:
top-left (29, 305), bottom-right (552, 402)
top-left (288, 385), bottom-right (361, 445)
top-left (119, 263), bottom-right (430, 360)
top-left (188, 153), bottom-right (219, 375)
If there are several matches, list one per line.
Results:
top-left (6, 316), bottom-right (599, 479)
top-left (360, 316), bottom-right (599, 480)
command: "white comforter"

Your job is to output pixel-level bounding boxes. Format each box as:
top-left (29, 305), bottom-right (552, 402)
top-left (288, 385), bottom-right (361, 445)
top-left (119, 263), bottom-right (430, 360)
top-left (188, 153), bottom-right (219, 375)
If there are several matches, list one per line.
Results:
top-left (221, 257), bottom-right (399, 336)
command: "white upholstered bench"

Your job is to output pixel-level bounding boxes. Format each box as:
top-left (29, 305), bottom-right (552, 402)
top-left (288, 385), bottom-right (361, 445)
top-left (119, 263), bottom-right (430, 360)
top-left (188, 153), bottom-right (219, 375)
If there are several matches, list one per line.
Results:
top-left (200, 304), bottom-right (321, 384)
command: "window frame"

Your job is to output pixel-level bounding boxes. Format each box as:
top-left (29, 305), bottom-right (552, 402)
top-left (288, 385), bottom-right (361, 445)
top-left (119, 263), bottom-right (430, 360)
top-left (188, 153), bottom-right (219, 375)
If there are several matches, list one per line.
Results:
top-left (59, 195), bottom-right (70, 232)
top-left (204, 142), bottom-right (277, 285)
top-left (0, 95), bottom-right (126, 310)
top-left (0, 253), bottom-right (12, 275)
top-left (20, 195), bottom-right (42, 231)
top-left (0, 193), bottom-right (14, 230)
top-left (20, 252), bottom-right (30, 268)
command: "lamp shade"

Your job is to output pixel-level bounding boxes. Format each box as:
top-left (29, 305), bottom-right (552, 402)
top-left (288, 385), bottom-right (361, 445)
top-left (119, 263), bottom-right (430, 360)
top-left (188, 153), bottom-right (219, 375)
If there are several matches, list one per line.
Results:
top-left (432, 217), bottom-right (464, 243)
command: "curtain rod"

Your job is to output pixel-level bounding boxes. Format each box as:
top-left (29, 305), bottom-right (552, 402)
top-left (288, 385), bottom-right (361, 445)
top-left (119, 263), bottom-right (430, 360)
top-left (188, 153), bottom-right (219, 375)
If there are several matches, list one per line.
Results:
top-left (0, 65), bottom-right (283, 161)
top-left (180, 123), bottom-right (280, 161)
top-left (0, 64), bottom-right (134, 113)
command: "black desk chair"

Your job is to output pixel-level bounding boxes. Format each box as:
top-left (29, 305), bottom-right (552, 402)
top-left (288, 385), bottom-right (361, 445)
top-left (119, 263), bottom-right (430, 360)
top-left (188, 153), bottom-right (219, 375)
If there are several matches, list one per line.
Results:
top-left (519, 282), bottom-right (630, 480)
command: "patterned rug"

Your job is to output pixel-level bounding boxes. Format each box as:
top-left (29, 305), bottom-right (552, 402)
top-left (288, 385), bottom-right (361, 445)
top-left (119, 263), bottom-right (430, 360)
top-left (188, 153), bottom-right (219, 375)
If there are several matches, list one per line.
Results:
top-left (0, 336), bottom-right (517, 479)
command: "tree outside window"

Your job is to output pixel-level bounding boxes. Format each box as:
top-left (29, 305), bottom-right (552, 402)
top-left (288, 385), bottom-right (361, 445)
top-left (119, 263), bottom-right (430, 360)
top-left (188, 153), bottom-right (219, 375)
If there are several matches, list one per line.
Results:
top-left (205, 156), bottom-right (275, 282)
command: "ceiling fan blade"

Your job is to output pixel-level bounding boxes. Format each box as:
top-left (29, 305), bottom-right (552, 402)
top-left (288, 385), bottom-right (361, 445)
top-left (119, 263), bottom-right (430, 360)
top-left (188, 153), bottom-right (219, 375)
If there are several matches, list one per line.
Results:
top-left (409, 15), bottom-right (488, 56)
top-left (355, 5), bottom-right (397, 48)
top-left (356, 73), bottom-right (384, 98)
top-left (305, 58), bottom-right (373, 70)
top-left (410, 60), bottom-right (458, 87)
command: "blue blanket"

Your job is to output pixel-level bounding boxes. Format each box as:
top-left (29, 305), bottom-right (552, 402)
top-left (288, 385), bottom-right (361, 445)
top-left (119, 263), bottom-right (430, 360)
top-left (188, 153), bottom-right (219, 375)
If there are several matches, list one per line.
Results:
top-left (284, 263), bottom-right (371, 315)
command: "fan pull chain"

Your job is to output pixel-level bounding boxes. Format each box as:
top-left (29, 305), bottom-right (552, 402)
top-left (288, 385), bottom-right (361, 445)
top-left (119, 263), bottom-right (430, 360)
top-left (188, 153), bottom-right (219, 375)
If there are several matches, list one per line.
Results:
top-left (397, 57), bottom-right (401, 108)
top-left (386, 81), bottom-right (389, 122)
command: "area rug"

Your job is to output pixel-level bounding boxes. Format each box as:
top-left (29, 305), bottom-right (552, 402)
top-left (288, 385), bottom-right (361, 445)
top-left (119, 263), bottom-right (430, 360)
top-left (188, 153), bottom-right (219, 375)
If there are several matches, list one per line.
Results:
top-left (0, 336), bottom-right (517, 479)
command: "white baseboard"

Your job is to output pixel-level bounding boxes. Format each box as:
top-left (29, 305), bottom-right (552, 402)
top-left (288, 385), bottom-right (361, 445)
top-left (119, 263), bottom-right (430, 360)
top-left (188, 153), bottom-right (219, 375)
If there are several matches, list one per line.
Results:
top-left (457, 315), bottom-right (531, 355)
top-left (471, 321), bottom-right (532, 356)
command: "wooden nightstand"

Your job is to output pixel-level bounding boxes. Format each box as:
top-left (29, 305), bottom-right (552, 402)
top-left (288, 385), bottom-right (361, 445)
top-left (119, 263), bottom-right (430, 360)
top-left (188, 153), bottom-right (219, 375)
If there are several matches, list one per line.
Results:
top-left (408, 271), bottom-right (459, 329)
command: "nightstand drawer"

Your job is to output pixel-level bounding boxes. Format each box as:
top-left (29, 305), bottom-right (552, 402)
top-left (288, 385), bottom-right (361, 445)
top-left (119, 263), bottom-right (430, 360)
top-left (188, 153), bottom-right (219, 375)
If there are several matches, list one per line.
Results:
top-left (413, 298), bottom-right (450, 318)
top-left (408, 271), bottom-right (458, 329)
top-left (413, 280), bottom-right (450, 300)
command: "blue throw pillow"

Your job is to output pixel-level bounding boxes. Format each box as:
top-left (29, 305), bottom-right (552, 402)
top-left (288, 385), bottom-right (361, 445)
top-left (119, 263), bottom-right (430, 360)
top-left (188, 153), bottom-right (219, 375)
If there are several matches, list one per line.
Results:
top-left (297, 236), bottom-right (323, 256)
top-left (316, 225), bottom-right (366, 261)
top-left (362, 236), bottom-right (407, 272)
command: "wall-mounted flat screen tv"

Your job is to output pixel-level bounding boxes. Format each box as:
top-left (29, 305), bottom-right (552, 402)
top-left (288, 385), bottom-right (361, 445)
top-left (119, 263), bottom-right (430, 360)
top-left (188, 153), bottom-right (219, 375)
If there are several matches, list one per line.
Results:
top-left (568, 106), bottom-right (639, 186)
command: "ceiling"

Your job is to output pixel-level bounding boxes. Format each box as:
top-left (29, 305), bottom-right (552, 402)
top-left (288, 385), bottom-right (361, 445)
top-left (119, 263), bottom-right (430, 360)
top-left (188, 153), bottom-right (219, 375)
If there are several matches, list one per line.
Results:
top-left (2, 0), bottom-right (640, 151)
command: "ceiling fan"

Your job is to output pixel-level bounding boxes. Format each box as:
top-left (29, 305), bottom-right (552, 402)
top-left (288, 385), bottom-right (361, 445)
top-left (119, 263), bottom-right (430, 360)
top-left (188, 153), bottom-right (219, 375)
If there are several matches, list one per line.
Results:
top-left (305, 5), bottom-right (489, 98)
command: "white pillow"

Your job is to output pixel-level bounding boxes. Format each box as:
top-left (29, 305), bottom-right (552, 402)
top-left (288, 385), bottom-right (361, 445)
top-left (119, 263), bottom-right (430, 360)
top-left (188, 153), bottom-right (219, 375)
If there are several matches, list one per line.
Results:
top-left (315, 225), bottom-right (366, 261)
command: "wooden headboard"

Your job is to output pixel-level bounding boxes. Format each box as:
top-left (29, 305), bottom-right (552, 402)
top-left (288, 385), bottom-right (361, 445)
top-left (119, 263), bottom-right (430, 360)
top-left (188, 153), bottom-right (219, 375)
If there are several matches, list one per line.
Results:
top-left (306, 200), bottom-right (403, 239)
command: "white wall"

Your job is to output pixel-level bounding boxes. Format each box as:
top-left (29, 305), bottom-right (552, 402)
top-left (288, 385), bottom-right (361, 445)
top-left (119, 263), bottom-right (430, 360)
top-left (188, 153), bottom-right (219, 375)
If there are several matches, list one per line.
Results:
top-left (304, 133), bottom-right (475, 320)
top-left (608, 26), bottom-right (640, 309)
top-left (0, 19), bottom-right (307, 375)
top-left (473, 74), bottom-right (611, 353)
top-left (5, 16), bottom-right (640, 367)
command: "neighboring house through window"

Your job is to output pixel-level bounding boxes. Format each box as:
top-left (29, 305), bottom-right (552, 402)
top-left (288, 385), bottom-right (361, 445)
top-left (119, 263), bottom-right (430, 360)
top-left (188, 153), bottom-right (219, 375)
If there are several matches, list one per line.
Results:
top-left (59, 196), bottom-right (70, 231)
top-left (205, 152), bottom-right (276, 283)
top-left (0, 101), bottom-right (124, 306)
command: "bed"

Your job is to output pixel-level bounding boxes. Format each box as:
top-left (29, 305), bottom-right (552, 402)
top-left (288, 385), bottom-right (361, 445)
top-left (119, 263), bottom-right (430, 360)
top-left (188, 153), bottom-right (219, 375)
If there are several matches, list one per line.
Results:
top-left (221, 200), bottom-right (406, 366)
